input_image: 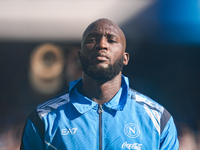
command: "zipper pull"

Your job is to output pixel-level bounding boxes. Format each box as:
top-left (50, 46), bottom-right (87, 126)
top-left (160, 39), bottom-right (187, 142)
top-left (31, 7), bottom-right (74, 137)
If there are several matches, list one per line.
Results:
top-left (98, 105), bottom-right (103, 114)
top-left (98, 104), bottom-right (103, 114)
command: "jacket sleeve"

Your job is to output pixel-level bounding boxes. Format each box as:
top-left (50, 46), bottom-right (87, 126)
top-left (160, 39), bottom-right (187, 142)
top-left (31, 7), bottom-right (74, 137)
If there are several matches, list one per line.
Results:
top-left (20, 109), bottom-right (45, 150)
top-left (159, 109), bottom-right (179, 150)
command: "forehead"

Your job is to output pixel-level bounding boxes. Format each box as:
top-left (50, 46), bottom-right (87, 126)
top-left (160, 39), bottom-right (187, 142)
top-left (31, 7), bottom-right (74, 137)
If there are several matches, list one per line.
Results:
top-left (83, 20), bottom-right (122, 38)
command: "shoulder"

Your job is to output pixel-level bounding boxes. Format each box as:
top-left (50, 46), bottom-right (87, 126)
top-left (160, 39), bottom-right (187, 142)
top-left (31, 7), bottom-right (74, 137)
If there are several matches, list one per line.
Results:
top-left (129, 88), bottom-right (172, 135)
top-left (129, 88), bottom-right (164, 113)
top-left (23, 92), bottom-right (70, 139)
top-left (36, 92), bottom-right (70, 119)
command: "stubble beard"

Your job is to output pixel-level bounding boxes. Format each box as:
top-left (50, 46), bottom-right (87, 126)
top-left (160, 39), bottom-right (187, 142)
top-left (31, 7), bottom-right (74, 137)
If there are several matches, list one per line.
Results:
top-left (79, 54), bottom-right (124, 82)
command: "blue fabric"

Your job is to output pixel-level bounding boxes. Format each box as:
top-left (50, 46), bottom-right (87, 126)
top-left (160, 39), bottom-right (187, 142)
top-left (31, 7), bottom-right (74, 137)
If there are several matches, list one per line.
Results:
top-left (21, 75), bottom-right (179, 150)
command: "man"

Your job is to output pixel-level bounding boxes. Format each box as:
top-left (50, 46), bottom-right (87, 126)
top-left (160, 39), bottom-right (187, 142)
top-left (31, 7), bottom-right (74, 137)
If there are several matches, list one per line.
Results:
top-left (20, 18), bottom-right (179, 149)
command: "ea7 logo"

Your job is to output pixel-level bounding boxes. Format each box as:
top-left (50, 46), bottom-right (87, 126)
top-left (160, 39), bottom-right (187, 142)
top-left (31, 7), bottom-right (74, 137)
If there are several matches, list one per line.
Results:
top-left (61, 128), bottom-right (78, 135)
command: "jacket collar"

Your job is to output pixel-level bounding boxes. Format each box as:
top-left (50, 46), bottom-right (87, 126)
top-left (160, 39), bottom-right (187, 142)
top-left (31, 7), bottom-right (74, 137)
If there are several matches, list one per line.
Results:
top-left (69, 75), bottom-right (129, 114)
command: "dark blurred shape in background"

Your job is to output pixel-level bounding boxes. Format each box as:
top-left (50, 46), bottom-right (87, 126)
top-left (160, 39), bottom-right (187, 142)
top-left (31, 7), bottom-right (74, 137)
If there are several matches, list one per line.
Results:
top-left (29, 43), bottom-right (65, 95)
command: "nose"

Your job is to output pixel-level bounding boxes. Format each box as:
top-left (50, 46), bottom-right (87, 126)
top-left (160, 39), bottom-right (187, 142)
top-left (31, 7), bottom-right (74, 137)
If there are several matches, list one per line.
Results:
top-left (96, 36), bottom-right (108, 50)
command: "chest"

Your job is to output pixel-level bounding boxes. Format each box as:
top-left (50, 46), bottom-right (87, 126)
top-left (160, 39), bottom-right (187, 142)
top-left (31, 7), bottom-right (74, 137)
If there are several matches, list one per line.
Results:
top-left (45, 106), bottom-right (160, 150)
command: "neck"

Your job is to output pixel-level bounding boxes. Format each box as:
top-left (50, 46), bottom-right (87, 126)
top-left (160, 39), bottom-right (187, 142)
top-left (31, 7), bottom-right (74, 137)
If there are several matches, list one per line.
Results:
top-left (79, 73), bottom-right (122, 105)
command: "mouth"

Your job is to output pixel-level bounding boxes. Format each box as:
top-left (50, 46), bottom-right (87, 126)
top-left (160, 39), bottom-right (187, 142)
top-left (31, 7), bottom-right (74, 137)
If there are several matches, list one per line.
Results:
top-left (92, 53), bottom-right (109, 61)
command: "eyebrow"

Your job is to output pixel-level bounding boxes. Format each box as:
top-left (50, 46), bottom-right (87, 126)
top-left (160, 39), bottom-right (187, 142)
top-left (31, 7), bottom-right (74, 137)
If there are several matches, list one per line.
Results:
top-left (107, 34), bottom-right (118, 39)
top-left (85, 32), bottom-right (119, 39)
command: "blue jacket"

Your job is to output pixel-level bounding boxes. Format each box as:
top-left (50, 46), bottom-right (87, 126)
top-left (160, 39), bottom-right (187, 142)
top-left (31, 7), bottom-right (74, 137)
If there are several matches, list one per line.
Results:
top-left (21, 76), bottom-right (179, 150)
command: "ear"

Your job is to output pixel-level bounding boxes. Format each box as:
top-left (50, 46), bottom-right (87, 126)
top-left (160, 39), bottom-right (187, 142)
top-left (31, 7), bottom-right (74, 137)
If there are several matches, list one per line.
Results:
top-left (77, 50), bottom-right (82, 63)
top-left (123, 52), bottom-right (129, 65)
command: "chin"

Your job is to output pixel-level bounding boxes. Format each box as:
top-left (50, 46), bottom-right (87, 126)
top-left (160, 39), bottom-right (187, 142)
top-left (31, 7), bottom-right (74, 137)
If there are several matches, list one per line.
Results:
top-left (95, 63), bottom-right (109, 69)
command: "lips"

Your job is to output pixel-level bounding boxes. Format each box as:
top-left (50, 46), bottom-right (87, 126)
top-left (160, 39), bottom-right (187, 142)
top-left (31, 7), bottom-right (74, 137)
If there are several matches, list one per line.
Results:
top-left (92, 52), bottom-right (109, 60)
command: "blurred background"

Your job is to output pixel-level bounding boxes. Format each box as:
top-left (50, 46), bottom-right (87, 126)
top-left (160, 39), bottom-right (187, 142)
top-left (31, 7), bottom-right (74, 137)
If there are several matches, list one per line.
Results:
top-left (0, 0), bottom-right (200, 149)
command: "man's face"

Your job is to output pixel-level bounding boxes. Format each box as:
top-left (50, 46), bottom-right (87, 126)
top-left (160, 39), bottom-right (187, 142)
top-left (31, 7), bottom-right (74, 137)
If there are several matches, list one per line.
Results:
top-left (79, 19), bottom-right (128, 81)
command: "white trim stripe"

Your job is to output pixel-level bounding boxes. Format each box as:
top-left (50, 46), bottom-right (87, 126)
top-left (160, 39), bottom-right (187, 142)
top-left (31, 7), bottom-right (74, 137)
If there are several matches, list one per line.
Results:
top-left (134, 93), bottom-right (164, 113)
top-left (37, 94), bottom-right (70, 119)
top-left (144, 104), bottom-right (160, 135)
top-left (38, 97), bottom-right (62, 109)
top-left (152, 109), bottom-right (161, 124)
top-left (45, 140), bottom-right (58, 150)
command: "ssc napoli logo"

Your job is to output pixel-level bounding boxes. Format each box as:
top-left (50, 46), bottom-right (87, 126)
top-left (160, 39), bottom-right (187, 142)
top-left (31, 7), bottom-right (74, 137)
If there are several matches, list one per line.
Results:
top-left (124, 123), bottom-right (140, 138)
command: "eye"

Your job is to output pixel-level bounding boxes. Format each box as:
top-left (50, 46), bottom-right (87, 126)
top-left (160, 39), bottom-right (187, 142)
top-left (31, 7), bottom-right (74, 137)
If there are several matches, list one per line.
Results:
top-left (86, 38), bottom-right (95, 43)
top-left (90, 38), bottom-right (95, 42)
top-left (107, 35), bottom-right (117, 43)
top-left (107, 39), bottom-right (116, 43)
top-left (86, 37), bottom-right (96, 43)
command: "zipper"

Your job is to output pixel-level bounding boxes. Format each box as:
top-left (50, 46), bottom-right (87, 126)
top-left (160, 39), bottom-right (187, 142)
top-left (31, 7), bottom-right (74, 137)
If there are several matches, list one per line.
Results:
top-left (98, 104), bottom-right (103, 150)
